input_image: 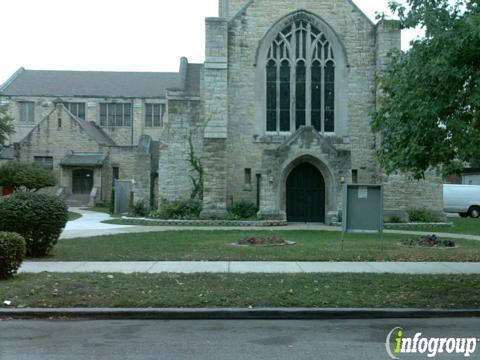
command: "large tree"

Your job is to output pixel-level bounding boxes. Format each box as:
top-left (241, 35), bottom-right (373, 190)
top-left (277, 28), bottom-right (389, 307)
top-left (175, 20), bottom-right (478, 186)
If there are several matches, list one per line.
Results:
top-left (0, 105), bottom-right (14, 146)
top-left (372, 0), bottom-right (480, 179)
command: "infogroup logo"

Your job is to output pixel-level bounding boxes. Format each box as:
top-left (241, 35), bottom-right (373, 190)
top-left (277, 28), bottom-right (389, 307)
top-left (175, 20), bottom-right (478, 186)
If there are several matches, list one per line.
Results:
top-left (386, 327), bottom-right (479, 359)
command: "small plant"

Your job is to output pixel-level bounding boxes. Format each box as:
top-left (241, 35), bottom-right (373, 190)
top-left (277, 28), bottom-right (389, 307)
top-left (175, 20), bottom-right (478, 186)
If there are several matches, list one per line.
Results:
top-left (407, 208), bottom-right (434, 223)
top-left (0, 162), bottom-right (56, 192)
top-left (388, 216), bottom-right (404, 224)
top-left (150, 198), bottom-right (202, 220)
top-left (0, 192), bottom-right (68, 257)
top-left (401, 234), bottom-right (456, 248)
top-left (0, 232), bottom-right (26, 279)
top-left (337, 211), bottom-right (343, 223)
top-left (228, 200), bottom-right (258, 220)
top-left (131, 200), bottom-right (148, 217)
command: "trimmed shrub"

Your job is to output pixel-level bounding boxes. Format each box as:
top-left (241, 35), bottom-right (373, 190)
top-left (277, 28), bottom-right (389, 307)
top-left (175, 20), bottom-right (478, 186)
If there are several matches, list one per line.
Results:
top-left (0, 232), bottom-right (26, 279)
top-left (407, 208), bottom-right (434, 223)
top-left (0, 192), bottom-right (69, 257)
top-left (131, 201), bottom-right (149, 217)
top-left (150, 199), bottom-right (202, 220)
top-left (228, 200), bottom-right (258, 220)
top-left (0, 162), bottom-right (56, 192)
top-left (387, 216), bottom-right (404, 224)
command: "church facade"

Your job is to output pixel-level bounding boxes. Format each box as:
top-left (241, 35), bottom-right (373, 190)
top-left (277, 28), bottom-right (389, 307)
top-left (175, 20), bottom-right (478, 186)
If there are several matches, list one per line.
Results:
top-left (0, 0), bottom-right (444, 222)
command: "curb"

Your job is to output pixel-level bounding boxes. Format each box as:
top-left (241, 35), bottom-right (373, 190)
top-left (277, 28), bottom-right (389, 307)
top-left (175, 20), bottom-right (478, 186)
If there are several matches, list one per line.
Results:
top-left (1, 308), bottom-right (480, 320)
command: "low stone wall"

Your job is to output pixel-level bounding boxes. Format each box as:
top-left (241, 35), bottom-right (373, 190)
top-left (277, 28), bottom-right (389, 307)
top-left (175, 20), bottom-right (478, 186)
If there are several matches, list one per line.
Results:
top-left (384, 222), bottom-right (454, 229)
top-left (121, 217), bottom-right (287, 227)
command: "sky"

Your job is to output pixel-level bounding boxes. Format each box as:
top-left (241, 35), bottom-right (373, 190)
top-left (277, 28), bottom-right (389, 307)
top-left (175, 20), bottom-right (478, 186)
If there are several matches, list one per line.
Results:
top-left (0, 0), bottom-right (422, 85)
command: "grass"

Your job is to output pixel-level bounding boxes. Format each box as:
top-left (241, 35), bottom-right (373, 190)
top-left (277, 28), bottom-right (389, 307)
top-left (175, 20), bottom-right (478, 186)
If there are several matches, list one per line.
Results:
top-left (389, 217), bottom-right (480, 235)
top-left (39, 230), bottom-right (480, 262)
top-left (68, 212), bottom-right (82, 221)
top-left (1, 273), bottom-right (479, 309)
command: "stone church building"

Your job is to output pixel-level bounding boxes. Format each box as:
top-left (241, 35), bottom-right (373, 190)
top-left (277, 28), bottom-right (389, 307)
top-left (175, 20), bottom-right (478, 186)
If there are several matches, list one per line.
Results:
top-left (0, 0), bottom-right (443, 222)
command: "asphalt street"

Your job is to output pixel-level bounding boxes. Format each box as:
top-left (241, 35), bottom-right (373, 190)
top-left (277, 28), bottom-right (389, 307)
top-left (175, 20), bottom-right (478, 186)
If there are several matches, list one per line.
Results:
top-left (1, 318), bottom-right (479, 359)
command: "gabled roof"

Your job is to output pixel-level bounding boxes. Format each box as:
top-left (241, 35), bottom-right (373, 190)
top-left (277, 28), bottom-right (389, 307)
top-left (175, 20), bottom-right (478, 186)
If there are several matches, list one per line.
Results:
top-left (0, 62), bottom-right (202, 98)
top-left (60, 152), bottom-right (107, 167)
top-left (20, 104), bottom-right (116, 147)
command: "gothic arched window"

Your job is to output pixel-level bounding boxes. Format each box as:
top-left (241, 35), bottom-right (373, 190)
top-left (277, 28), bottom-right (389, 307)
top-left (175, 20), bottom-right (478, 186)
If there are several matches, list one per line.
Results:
top-left (265, 20), bottom-right (335, 133)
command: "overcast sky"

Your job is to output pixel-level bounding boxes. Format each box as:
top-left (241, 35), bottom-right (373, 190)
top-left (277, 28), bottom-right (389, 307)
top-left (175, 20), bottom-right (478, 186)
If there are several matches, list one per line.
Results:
top-left (0, 0), bottom-right (421, 85)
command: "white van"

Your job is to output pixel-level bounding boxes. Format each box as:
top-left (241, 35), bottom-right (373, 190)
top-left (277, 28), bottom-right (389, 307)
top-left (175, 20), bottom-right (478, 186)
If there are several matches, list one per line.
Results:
top-left (444, 184), bottom-right (480, 218)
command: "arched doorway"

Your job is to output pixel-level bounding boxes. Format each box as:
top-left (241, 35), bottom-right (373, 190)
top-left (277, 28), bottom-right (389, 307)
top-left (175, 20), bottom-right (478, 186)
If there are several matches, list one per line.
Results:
top-left (286, 162), bottom-right (325, 222)
top-left (72, 169), bottom-right (94, 194)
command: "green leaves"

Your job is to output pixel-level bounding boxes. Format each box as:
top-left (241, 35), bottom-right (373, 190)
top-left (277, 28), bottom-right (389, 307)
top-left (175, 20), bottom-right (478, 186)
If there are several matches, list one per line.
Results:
top-left (0, 162), bottom-right (57, 191)
top-left (373, 0), bottom-right (480, 179)
top-left (0, 105), bottom-right (14, 146)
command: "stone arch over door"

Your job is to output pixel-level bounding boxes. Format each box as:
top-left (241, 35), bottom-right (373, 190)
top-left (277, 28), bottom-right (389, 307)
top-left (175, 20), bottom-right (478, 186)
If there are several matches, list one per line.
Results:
top-left (279, 154), bottom-right (337, 223)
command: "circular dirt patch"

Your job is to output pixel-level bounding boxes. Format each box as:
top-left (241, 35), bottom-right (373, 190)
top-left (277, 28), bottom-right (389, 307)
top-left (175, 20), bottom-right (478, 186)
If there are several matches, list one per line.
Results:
top-left (232, 235), bottom-right (296, 247)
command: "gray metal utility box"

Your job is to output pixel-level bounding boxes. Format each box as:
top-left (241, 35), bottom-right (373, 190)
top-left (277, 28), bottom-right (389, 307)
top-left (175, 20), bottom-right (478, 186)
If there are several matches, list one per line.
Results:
top-left (342, 184), bottom-right (384, 233)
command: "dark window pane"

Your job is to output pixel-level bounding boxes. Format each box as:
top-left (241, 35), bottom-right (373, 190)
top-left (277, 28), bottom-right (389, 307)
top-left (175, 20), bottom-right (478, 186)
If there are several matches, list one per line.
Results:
top-left (153, 105), bottom-right (161, 127)
top-left (267, 83), bottom-right (276, 110)
top-left (267, 110), bottom-right (276, 132)
top-left (296, 61), bottom-right (306, 129)
top-left (20, 102), bottom-right (34, 123)
top-left (100, 104), bottom-right (107, 126)
top-left (145, 104), bottom-right (152, 127)
top-left (312, 110), bottom-right (321, 131)
top-left (34, 156), bottom-right (53, 170)
top-left (266, 60), bottom-right (276, 81)
top-left (115, 104), bottom-right (123, 126)
top-left (280, 61), bottom-right (290, 120)
top-left (324, 61), bottom-right (335, 132)
top-left (311, 61), bottom-right (321, 84)
top-left (266, 60), bottom-right (277, 131)
top-left (280, 61), bottom-right (290, 82)
top-left (108, 105), bottom-right (115, 127)
top-left (325, 110), bottom-right (334, 132)
top-left (280, 110), bottom-right (290, 132)
top-left (296, 111), bottom-right (305, 129)
top-left (325, 60), bottom-right (335, 82)
top-left (124, 104), bottom-right (132, 127)
top-left (78, 104), bottom-right (85, 119)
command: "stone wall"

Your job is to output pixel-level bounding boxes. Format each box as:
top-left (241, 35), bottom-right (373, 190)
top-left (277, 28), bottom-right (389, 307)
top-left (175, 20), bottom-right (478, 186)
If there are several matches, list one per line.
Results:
top-left (218, 0), bottom-right (379, 214)
top-left (157, 98), bottom-right (202, 204)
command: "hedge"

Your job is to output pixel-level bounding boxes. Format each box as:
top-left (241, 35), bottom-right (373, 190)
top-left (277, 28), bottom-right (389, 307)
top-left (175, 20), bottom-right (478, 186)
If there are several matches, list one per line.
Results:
top-left (0, 192), bottom-right (68, 257)
top-left (0, 232), bottom-right (26, 279)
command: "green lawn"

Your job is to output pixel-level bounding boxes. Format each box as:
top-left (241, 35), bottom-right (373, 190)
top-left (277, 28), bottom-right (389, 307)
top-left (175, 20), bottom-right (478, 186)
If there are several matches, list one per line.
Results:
top-left (39, 230), bottom-right (480, 262)
top-left (1, 273), bottom-right (479, 309)
top-left (389, 217), bottom-right (480, 235)
top-left (68, 212), bottom-right (82, 221)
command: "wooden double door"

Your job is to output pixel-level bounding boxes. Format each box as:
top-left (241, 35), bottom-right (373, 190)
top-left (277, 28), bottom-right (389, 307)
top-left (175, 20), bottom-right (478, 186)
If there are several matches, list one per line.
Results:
top-left (72, 169), bottom-right (94, 194)
top-left (286, 163), bottom-right (325, 223)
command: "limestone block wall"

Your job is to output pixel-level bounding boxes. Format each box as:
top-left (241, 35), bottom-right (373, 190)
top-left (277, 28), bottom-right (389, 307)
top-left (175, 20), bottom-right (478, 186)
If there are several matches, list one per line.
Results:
top-left (223, 0), bottom-right (378, 207)
top-left (157, 99), bottom-right (202, 204)
top-left (17, 106), bottom-right (104, 181)
top-left (108, 146), bottom-right (153, 206)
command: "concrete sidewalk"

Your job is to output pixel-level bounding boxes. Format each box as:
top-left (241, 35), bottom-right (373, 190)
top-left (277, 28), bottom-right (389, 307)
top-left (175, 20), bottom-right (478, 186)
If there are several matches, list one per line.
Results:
top-left (19, 261), bottom-right (480, 274)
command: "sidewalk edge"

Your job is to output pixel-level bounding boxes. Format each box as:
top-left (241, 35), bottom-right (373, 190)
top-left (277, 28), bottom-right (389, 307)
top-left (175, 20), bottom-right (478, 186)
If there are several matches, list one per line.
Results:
top-left (1, 308), bottom-right (480, 320)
